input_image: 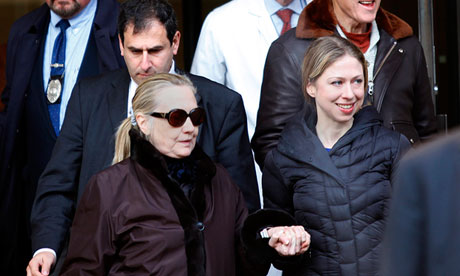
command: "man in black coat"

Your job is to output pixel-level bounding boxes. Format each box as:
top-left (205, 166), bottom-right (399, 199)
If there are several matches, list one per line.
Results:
top-left (28, 1), bottom-right (259, 275)
top-left (381, 130), bottom-right (460, 276)
top-left (0, 0), bottom-right (125, 274)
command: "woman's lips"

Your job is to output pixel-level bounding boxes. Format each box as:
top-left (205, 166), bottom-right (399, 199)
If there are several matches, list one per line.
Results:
top-left (359, 0), bottom-right (376, 8)
top-left (336, 103), bottom-right (355, 114)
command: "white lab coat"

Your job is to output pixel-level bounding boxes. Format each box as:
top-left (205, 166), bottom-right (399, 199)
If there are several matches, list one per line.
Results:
top-left (191, 0), bottom-right (278, 139)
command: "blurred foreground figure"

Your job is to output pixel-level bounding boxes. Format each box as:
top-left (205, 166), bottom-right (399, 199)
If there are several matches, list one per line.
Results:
top-left (382, 129), bottom-right (460, 276)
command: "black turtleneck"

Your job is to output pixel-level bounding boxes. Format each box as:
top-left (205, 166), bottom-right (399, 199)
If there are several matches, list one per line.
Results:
top-left (164, 155), bottom-right (197, 200)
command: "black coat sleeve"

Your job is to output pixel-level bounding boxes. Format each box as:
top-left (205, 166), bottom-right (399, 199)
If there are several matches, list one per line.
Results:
top-left (214, 92), bottom-right (260, 213)
top-left (30, 81), bottom-right (86, 254)
top-left (411, 40), bottom-right (437, 141)
top-left (0, 19), bottom-right (22, 142)
top-left (240, 149), bottom-right (309, 269)
top-left (188, 73), bottom-right (260, 213)
top-left (262, 150), bottom-right (294, 213)
top-left (251, 35), bottom-right (308, 169)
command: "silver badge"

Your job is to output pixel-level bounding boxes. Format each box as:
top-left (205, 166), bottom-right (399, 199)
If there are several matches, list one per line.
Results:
top-left (47, 79), bottom-right (62, 104)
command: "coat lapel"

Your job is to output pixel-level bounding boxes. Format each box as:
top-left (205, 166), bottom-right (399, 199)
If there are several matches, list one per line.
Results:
top-left (277, 108), bottom-right (347, 186)
top-left (106, 69), bottom-right (130, 132)
top-left (373, 31), bottom-right (405, 111)
top-left (295, 0), bottom-right (413, 40)
top-left (10, 5), bottom-right (49, 109)
top-left (248, 0), bottom-right (278, 46)
top-left (19, 7), bottom-right (56, 138)
top-left (92, 0), bottom-right (123, 72)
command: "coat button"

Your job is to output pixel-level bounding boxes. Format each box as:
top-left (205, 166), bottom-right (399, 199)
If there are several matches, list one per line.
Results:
top-left (410, 138), bottom-right (415, 144)
top-left (196, 222), bottom-right (205, 231)
top-left (399, 48), bottom-right (404, 53)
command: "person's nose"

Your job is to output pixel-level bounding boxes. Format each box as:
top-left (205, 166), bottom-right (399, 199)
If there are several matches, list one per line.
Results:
top-left (342, 82), bottom-right (355, 100)
top-left (140, 51), bottom-right (151, 72)
top-left (182, 117), bottom-right (195, 133)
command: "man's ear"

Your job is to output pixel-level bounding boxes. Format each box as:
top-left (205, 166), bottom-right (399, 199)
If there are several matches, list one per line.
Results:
top-left (171, 31), bottom-right (181, 55)
top-left (118, 34), bottom-right (125, 57)
top-left (136, 114), bottom-right (150, 136)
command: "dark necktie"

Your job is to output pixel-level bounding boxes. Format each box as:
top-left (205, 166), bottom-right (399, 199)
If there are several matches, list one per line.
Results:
top-left (48, 19), bottom-right (70, 136)
top-left (276, 9), bottom-right (294, 35)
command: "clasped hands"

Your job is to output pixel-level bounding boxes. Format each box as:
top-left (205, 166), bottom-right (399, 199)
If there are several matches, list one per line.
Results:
top-left (266, 226), bottom-right (311, 256)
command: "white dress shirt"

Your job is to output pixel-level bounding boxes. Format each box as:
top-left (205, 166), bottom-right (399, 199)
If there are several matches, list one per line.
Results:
top-left (127, 60), bottom-right (177, 118)
top-left (264, 0), bottom-right (308, 36)
top-left (43, 0), bottom-right (97, 130)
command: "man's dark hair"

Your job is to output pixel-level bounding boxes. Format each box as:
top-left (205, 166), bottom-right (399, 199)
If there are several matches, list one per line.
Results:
top-left (118, 0), bottom-right (178, 45)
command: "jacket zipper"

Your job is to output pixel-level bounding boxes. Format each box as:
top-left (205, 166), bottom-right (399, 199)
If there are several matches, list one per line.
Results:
top-left (367, 41), bottom-right (397, 105)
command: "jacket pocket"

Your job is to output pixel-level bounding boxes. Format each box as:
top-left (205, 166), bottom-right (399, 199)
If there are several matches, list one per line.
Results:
top-left (390, 120), bottom-right (419, 144)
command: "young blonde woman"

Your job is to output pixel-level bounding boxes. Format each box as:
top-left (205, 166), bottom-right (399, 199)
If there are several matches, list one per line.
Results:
top-left (243, 36), bottom-right (410, 275)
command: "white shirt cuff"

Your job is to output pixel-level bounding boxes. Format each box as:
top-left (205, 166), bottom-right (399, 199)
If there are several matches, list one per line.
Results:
top-left (33, 248), bottom-right (57, 264)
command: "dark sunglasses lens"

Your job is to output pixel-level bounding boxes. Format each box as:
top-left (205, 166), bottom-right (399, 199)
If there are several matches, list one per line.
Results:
top-left (168, 109), bottom-right (188, 127)
top-left (190, 108), bottom-right (205, 126)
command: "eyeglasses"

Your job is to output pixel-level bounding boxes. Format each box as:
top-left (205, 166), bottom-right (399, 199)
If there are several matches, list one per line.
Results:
top-left (150, 107), bottom-right (206, 127)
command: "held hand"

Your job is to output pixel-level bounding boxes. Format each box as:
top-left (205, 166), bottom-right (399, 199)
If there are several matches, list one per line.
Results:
top-left (267, 226), bottom-right (310, 256)
top-left (26, 252), bottom-right (55, 276)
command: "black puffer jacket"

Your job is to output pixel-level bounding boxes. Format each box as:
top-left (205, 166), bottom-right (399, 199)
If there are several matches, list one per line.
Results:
top-left (252, 0), bottom-right (437, 168)
top-left (262, 106), bottom-right (410, 275)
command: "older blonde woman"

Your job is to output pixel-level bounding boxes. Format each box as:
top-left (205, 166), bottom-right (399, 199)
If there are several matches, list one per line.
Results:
top-left (60, 73), bottom-right (308, 276)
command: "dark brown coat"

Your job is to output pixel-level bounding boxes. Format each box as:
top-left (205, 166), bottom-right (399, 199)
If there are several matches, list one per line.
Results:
top-left (60, 130), bottom-right (249, 276)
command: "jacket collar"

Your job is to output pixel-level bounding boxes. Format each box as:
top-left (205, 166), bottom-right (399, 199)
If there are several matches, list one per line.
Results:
top-left (129, 129), bottom-right (212, 274)
top-left (296, 0), bottom-right (413, 40)
top-left (129, 128), bottom-right (216, 183)
top-left (25, 4), bottom-right (50, 35)
top-left (129, 127), bottom-right (216, 225)
top-left (278, 105), bottom-right (382, 164)
top-left (277, 105), bottom-right (382, 185)
top-left (107, 69), bottom-right (131, 132)
top-left (248, 0), bottom-right (278, 45)
top-left (92, 0), bottom-right (119, 37)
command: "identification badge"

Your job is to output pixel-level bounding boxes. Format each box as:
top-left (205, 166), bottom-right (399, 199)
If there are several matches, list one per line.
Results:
top-left (46, 76), bottom-right (62, 104)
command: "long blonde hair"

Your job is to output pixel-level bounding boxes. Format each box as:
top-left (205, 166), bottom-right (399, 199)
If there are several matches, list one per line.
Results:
top-left (112, 73), bottom-right (196, 164)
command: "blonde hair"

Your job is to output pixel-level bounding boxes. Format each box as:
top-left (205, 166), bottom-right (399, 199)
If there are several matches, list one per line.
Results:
top-left (112, 73), bottom-right (196, 164)
top-left (301, 36), bottom-right (368, 103)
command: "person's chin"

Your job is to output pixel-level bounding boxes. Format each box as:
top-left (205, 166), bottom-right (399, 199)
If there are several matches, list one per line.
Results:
top-left (359, 10), bottom-right (378, 22)
top-left (176, 147), bottom-right (193, 158)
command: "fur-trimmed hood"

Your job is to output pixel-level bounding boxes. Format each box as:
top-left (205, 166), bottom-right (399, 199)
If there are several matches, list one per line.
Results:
top-left (296, 0), bottom-right (413, 40)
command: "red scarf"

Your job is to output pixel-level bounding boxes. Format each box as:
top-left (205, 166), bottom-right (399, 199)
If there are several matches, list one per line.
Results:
top-left (339, 24), bottom-right (372, 53)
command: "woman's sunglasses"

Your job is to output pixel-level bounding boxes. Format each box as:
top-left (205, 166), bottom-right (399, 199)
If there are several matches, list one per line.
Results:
top-left (150, 107), bottom-right (206, 127)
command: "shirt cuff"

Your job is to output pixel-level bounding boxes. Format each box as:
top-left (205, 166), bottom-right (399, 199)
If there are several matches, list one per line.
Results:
top-left (33, 248), bottom-right (57, 264)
